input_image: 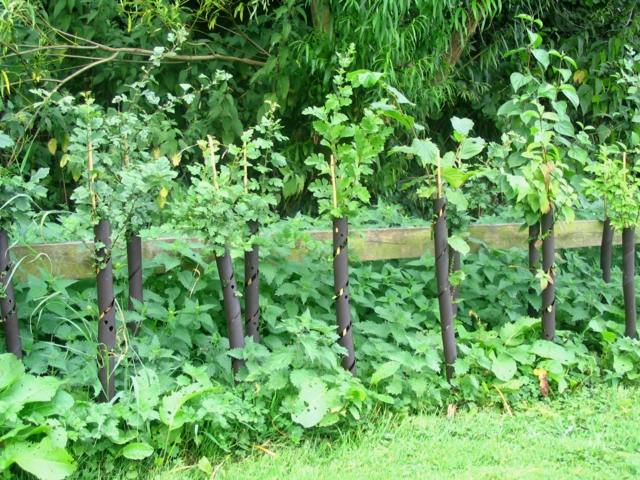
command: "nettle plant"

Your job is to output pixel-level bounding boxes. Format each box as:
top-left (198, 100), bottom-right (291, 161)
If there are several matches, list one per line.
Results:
top-left (175, 101), bottom-right (286, 375)
top-left (393, 117), bottom-right (486, 379)
top-left (303, 46), bottom-right (394, 374)
top-left (584, 144), bottom-right (640, 339)
top-left (492, 16), bottom-right (589, 340)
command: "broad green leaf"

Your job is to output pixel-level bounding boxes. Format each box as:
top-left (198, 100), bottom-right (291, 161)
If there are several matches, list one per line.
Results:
top-left (0, 133), bottom-right (14, 149)
top-left (370, 361), bottom-right (401, 385)
top-left (510, 72), bottom-right (531, 93)
top-left (290, 376), bottom-right (330, 428)
top-left (8, 438), bottom-right (76, 480)
top-left (442, 166), bottom-right (472, 189)
top-left (532, 49), bottom-right (550, 70)
top-left (459, 137), bottom-right (485, 160)
top-left (346, 69), bottom-right (383, 88)
top-left (530, 340), bottom-right (575, 364)
top-left (560, 85), bottom-right (579, 108)
top-left (492, 354), bottom-right (518, 381)
top-left (447, 235), bottom-right (470, 256)
top-left (121, 442), bottom-right (154, 460)
top-left (0, 353), bottom-right (24, 391)
top-left (613, 354), bottom-right (634, 376)
top-left (446, 188), bottom-right (468, 212)
top-left (451, 117), bottom-right (474, 136)
top-left (386, 85), bottom-right (414, 105)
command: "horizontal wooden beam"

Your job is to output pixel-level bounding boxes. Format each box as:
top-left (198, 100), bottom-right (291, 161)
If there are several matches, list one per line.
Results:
top-left (10, 220), bottom-right (610, 281)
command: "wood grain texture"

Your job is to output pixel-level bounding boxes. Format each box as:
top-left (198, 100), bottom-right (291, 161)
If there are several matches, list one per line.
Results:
top-left (10, 220), bottom-right (618, 280)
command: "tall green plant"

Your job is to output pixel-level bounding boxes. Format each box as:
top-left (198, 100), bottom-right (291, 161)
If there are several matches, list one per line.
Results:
top-left (491, 16), bottom-right (589, 340)
top-left (393, 117), bottom-right (485, 378)
top-left (303, 46), bottom-right (394, 374)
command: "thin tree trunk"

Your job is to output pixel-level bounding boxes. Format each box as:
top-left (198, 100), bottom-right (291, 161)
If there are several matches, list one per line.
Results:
top-left (541, 208), bottom-right (555, 340)
top-left (244, 221), bottom-right (260, 343)
top-left (94, 220), bottom-right (117, 401)
top-left (0, 229), bottom-right (22, 358)
top-left (600, 217), bottom-right (613, 284)
top-left (449, 247), bottom-right (461, 317)
top-left (622, 227), bottom-right (637, 338)
top-left (215, 249), bottom-right (245, 373)
top-left (333, 217), bottom-right (356, 375)
top-left (434, 198), bottom-right (456, 379)
top-left (126, 233), bottom-right (143, 335)
top-left (528, 222), bottom-right (540, 317)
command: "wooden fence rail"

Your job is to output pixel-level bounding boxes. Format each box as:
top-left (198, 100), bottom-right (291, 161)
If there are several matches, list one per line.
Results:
top-left (11, 219), bottom-right (611, 281)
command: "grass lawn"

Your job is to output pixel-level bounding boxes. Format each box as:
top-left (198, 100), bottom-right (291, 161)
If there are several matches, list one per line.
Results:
top-left (136, 387), bottom-right (640, 480)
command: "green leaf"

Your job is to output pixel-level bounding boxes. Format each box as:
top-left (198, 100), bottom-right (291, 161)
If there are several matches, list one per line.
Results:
top-left (530, 341), bottom-right (575, 364)
top-left (346, 70), bottom-right (383, 88)
top-left (447, 235), bottom-right (470, 256)
top-left (446, 188), bottom-right (468, 212)
top-left (0, 353), bottom-right (24, 391)
top-left (532, 49), bottom-right (550, 70)
top-left (290, 374), bottom-right (330, 428)
top-left (459, 137), bottom-right (485, 160)
top-left (492, 354), bottom-right (518, 382)
top-left (560, 85), bottom-right (579, 108)
top-left (7, 438), bottom-right (76, 480)
top-left (386, 85), bottom-right (414, 106)
top-left (441, 166), bottom-right (472, 189)
top-left (121, 442), bottom-right (154, 460)
top-left (0, 133), bottom-right (14, 149)
top-left (613, 354), bottom-right (634, 376)
top-left (451, 117), bottom-right (474, 136)
top-left (510, 73), bottom-right (531, 93)
top-left (370, 361), bottom-right (401, 385)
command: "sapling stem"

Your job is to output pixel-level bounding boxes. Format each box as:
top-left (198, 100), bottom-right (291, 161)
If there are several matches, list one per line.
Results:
top-left (244, 220), bottom-right (260, 343)
top-left (333, 216), bottom-right (356, 374)
top-left (622, 227), bottom-right (637, 338)
top-left (0, 228), bottom-right (22, 358)
top-left (449, 247), bottom-right (461, 317)
top-left (541, 207), bottom-right (555, 340)
top-left (434, 155), bottom-right (456, 379)
top-left (126, 233), bottom-right (143, 335)
top-left (528, 222), bottom-right (540, 317)
top-left (95, 219), bottom-right (117, 401)
top-left (600, 215), bottom-right (613, 284)
top-left (330, 154), bottom-right (338, 209)
top-left (434, 197), bottom-right (456, 379)
top-left (207, 135), bottom-right (246, 372)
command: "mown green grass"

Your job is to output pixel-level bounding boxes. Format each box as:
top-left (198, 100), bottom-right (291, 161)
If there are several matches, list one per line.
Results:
top-left (128, 387), bottom-right (640, 480)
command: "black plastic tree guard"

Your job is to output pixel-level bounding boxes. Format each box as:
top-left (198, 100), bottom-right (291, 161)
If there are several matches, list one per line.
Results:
top-left (215, 249), bottom-right (245, 373)
top-left (528, 222), bottom-right (540, 318)
top-left (622, 227), bottom-right (637, 338)
top-left (0, 228), bottom-right (22, 358)
top-left (449, 247), bottom-right (461, 318)
top-left (126, 233), bottom-right (143, 335)
top-left (541, 208), bottom-right (555, 340)
top-left (434, 198), bottom-right (456, 379)
top-left (333, 217), bottom-right (356, 375)
top-left (600, 217), bottom-right (613, 284)
top-left (244, 221), bottom-right (260, 343)
top-left (94, 220), bottom-right (117, 401)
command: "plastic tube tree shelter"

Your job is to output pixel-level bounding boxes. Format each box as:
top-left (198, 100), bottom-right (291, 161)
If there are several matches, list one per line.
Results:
top-left (393, 117), bottom-right (485, 379)
top-left (303, 46), bottom-right (393, 374)
top-left (174, 136), bottom-right (257, 375)
top-left (492, 29), bottom-right (586, 340)
top-left (0, 167), bottom-right (49, 358)
top-left (585, 146), bottom-right (640, 339)
top-left (228, 101), bottom-right (287, 343)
